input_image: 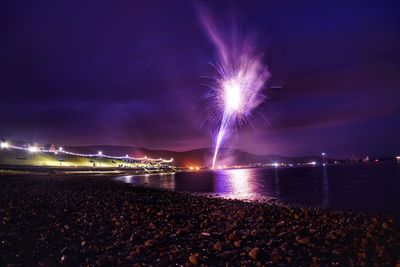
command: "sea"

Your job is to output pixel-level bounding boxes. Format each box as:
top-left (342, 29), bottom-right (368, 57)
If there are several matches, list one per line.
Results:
top-left (115, 164), bottom-right (400, 218)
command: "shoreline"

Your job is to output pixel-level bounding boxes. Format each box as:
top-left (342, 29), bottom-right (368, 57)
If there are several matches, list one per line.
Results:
top-left (1, 175), bottom-right (399, 266)
top-left (114, 174), bottom-right (400, 220)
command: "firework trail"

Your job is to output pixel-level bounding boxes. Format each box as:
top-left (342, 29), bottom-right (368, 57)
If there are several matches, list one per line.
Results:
top-left (198, 7), bottom-right (271, 168)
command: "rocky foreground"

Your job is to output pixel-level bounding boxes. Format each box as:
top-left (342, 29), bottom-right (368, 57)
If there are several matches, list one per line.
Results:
top-left (0, 176), bottom-right (399, 266)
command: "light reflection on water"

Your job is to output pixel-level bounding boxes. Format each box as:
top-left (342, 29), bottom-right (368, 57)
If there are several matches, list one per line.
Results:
top-left (116, 173), bottom-right (176, 191)
top-left (274, 168), bottom-right (280, 198)
top-left (322, 166), bottom-right (330, 208)
top-left (114, 165), bottom-right (400, 218)
top-left (116, 169), bottom-right (268, 200)
top-left (214, 168), bottom-right (259, 200)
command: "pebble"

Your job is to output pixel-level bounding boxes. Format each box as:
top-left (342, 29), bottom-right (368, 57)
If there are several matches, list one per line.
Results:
top-left (228, 232), bottom-right (240, 241)
top-left (248, 247), bottom-right (260, 260)
top-left (234, 240), bottom-right (241, 248)
top-left (296, 235), bottom-right (311, 245)
top-left (213, 241), bottom-right (222, 252)
top-left (188, 254), bottom-right (199, 265)
top-left (0, 175), bottom-right (399, 266)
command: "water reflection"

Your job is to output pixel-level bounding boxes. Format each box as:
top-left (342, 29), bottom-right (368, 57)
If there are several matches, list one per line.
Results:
top-left (215, 168), bottom-right (258, 200)
top-left (114, 165), bottom-right (400, 218)
top-left (274, 168), bottom-right (280, 197)
top-left (322, 166), bottom-right (330, 208)
top-left (115, 173), bottom-right (176, 190)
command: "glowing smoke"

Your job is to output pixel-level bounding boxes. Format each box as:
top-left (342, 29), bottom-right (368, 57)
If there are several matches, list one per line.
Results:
top-left (198, 7), bottom-right (271, 168)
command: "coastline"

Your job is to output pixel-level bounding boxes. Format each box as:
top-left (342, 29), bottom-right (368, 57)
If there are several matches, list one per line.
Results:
top-left (1, 175), bottom-right (399, 266)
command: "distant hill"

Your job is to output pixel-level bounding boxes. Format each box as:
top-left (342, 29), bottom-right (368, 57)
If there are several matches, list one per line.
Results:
top-left (65, 145), bottom-right (321, 167)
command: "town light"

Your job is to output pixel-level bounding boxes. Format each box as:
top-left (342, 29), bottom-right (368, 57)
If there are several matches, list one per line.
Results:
top-left (29, 146), bottom-right (38, 153)
top-left (1, 142), bottom-right (9, 149)
top-left (0, 143), bottom-right (173, 164)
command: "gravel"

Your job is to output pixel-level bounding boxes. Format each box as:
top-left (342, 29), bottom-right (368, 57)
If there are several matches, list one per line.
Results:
top-left (0, 175), bottom-right (399, 266)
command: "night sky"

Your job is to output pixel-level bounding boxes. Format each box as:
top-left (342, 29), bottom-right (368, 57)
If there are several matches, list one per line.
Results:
top-left (1, 0), bottom-right (399, 157)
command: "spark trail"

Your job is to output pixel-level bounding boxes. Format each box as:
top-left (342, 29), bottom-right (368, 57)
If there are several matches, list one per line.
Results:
top-left (199, 7), bottom-right (271, 168)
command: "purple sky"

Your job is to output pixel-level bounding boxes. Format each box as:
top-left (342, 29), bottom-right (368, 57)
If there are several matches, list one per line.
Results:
top-left (1, 0), bottom-right (399, 157)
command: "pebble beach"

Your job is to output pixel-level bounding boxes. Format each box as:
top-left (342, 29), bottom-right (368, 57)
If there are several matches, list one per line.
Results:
top-left (1, 175), bottom-right (399, 266)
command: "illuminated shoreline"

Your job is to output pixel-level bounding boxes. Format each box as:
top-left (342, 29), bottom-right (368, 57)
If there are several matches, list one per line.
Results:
top-left (0, 141), bottom-right (173, 163)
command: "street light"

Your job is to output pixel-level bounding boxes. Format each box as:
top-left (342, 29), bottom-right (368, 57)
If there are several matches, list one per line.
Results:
top-left (97, 151), bottom-right (103, 167)
top-left (59, 147), bottom-right (63, 152)
top-left (321, 152), bottom-right (327, 166)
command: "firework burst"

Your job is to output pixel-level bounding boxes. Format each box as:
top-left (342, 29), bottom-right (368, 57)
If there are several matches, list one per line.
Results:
top-left (199, 7), bottom-right (271, 168)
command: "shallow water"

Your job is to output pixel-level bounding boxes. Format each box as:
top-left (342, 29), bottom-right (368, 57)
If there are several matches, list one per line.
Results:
top-left (115, 164), bottom-right (400, 218)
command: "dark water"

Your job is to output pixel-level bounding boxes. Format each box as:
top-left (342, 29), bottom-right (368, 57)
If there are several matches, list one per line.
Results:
top-left (115, 164), bottom-right (400, 218)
